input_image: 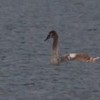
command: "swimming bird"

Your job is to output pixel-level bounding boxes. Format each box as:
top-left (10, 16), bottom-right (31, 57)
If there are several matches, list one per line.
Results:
top-left (44, 30), bottom-right (100, 65)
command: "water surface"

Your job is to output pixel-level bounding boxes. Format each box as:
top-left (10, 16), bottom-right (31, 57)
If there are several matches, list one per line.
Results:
top-left (0, 0), bottom-right (100, 100)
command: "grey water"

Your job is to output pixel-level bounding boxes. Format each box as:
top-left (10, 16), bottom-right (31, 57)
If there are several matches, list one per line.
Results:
top-left (0, 0), bottom-right (100, 100)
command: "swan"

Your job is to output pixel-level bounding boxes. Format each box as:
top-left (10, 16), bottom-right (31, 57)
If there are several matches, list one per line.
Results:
top-left (44, 30), bottom-right (100, 65)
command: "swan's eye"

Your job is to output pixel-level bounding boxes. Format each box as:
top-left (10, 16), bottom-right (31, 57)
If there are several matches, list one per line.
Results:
top-left (48, 33), bottom-right (53, 37)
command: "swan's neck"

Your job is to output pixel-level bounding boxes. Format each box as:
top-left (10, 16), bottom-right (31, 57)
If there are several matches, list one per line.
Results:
top-left (52, 37), bottom-right (58, 51)
top-left (51, 37), bottom-right (59, 64)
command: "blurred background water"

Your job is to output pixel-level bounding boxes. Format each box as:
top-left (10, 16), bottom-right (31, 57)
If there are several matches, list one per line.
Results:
top-left (0, 0), bottom-right (100, 100)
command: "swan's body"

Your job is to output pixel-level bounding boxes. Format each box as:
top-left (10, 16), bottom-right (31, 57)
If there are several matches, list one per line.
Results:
top-left (44, 30), bottom-right (99, 65)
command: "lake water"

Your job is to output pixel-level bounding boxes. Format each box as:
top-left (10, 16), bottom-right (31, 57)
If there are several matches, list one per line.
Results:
top-left (0, 0), bottom-right (100, 100)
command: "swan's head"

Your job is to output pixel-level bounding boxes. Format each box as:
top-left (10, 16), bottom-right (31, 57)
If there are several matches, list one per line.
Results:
top-left (44, 30), bottom-right (58, 41)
